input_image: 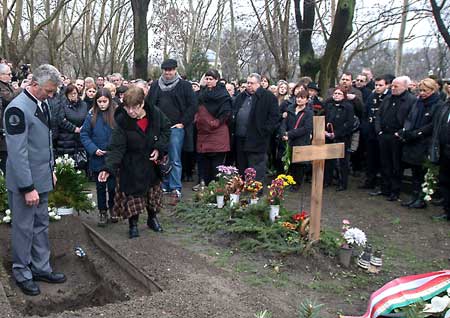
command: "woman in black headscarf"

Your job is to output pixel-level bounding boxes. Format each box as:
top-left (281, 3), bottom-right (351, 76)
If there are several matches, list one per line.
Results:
top-left (195, 69), bottom-right (232, 185)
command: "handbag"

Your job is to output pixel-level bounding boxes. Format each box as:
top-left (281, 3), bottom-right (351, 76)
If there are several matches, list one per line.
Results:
top-left (156, 155), bottom-right (172, 176)
top-left (72, 150), bottom-right (88, 170)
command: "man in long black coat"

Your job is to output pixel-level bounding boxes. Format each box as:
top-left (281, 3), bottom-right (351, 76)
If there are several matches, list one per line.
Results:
top-left (233, 73), bottom-right (280, 183)
top-left (374, 76), bottom-right (416, 201)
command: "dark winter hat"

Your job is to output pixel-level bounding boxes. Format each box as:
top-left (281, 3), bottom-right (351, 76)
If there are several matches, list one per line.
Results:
top-left (307, 82), bottom-right (320, 92)
top-left (161, 59), bottom-right (178, 69)
top-left (117, 85), bottom-right (128, 94)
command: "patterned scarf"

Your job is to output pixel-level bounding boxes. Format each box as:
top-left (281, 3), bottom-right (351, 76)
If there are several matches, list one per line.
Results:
top-left (158, 73), bottom-right (181, 92)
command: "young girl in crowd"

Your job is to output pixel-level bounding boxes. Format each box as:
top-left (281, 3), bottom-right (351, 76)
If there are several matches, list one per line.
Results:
top-left (80, 88), bottom-right (117, 227)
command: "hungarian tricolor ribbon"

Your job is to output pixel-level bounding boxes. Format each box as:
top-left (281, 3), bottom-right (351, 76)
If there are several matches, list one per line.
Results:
top-left (340, 270), bottom-right (450, 318)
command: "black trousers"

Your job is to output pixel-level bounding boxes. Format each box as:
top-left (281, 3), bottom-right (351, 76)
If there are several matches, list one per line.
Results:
top-left (235, 137), bottom-right (267, 183)
top-left (378, 134), bottom-right (403, 195)
top-left (365, 138), bottom-right (381, 185)
top-left (201, 152), bottom-right (226, 186)
top-left (289, 163), bottom-right (306, 186)
top-left (325, 138), bottom-right (351, 189)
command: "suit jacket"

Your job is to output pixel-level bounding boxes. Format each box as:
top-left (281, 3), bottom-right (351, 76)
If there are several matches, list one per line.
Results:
top-left (4, 90), bottom-right (54, 194)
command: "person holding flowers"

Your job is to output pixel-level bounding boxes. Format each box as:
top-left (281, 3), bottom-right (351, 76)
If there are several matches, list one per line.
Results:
top-left (280, 90), bottom-right (313, 191)
top-left (80, 88), bottom-right (117, 227)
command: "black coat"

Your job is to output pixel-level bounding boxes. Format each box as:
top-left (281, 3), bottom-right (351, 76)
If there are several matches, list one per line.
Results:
top-left (280, 106), bottom-right (313, 147)
top-left (430, 101), bottom-right (450, 163)
top-left (362, 90), bottom-right (390, 140)
top-left (324, 100), bottom-right (354, 141)
top-left (401, 93), bottom-right (444, 165)
top-left (147, 79), bottom-right (197, 152)
top-left (104, 103), bottom-right (171, 196)
top-left (56, 99), bottom-right (88, 155)
top-left (233, 87), bottom-right (280, 153)
top-left (375, 91), bottom-right (416, 135)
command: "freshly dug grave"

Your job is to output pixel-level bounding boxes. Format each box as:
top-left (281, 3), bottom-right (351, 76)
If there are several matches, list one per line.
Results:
top-left (0, 216), bottom-right (150, 317)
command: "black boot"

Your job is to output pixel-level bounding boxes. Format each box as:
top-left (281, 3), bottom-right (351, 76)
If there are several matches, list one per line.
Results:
top-left (409, 198), bottom-right (426, 209)
top-left (401, 191), bottom-right (419, 207)
top-left (147, 212), bottom-right (163, 232)
top-left (128, 215), bottom-right (139, 238)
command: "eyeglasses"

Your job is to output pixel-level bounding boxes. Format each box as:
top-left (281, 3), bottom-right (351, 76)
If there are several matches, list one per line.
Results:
top-left (356, 79), bottom-right (365, 82)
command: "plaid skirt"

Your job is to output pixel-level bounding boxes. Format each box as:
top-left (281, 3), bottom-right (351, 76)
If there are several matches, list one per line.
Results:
top-left (112, 178), bottom-right (163, 219)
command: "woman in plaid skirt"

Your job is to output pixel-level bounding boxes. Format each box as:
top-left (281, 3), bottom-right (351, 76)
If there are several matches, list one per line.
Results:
top-left (98, 85), bottom-right (171, 238)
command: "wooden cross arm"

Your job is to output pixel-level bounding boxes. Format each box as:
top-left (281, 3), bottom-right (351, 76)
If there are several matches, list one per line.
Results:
top-left (292, 143), bottom-right (345, 163)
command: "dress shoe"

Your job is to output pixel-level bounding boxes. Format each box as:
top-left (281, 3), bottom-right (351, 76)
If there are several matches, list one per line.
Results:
top-left (408, 199), bottom-right (426, 209)
top-left (17, 279), bottom-right (40, 296)
top-left (369, 190), bottom-right (389, 196)
top-left (386, 194), bottom-right (399, 201)
top-left (147, 216), bottom-right (163, 232)
top-left (336, 186), bottom-right (346, 192)
top-left (401, 197), bottom-right (417, 207)
top-left (33, 272), bottom-right (66, 284)
top-left (431, 197), bottom-right (444, 206)
top-left (431, 213), bottom-right (450, 221)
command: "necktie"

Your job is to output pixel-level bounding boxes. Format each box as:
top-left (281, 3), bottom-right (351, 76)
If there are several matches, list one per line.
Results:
top-left (42, 102), bottom-right (50, 123)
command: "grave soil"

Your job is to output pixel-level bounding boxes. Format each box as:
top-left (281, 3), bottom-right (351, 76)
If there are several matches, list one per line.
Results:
top-left (0, 175), bottom-right (448, 317)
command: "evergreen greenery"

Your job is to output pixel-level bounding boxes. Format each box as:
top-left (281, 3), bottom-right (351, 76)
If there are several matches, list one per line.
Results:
top-left (0, 173), bottom-right (8, 212)
top-left (176, 200), bottom-right (306, 254)
top-left (49, 156), bottom-right (94, 213)
top-left (298, 299), bottom-right (324, 318)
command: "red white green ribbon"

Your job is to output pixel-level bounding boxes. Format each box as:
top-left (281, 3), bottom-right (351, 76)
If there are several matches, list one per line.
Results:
top-left (340, 270), bottom-right (450, 318)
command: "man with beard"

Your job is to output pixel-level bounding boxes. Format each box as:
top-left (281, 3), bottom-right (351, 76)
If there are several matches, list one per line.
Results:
top-left (146, 59), bottom-right (197, 200)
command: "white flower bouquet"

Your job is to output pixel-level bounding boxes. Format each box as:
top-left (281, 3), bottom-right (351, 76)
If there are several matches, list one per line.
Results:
top-left (343, 227), bottom-right (367, 247)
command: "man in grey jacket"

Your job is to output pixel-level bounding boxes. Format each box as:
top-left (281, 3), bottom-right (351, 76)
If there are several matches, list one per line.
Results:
top-left (4, 64), bottom-right (66, 296)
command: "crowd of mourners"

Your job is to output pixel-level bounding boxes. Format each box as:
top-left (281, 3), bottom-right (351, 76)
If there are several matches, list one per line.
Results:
top-left (1, 59), bottom-right (450, 241)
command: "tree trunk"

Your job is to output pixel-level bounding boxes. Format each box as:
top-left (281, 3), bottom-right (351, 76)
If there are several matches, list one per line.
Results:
top-left (318, 0), bottom-right (355, 95)
top-left (294, 0), bottom-right (320, 79)
top-left (430, 0), bottom-right (450, 50)
top-left (131, 0), bottom-right (150, 79)
top-left (228, 0), bottom-right (239, 79)
top-left (395, 0), bottom-right (408, 76)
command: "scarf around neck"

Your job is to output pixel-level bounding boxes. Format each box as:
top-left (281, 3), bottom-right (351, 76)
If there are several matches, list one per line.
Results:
top-left (158, 73), bottom-right (181, 92)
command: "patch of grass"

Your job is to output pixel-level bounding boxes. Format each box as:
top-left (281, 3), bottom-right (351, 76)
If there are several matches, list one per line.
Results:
top-left (307, 279), bottom-right (346, 294)
top-left (391, 217), bottom-right (401, 225)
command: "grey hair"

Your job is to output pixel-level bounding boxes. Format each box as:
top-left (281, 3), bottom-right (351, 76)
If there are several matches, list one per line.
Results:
top-left (394, 76), bottom-right (411, 87)
top-left (248, 73), bottom-right (261, 83)
top-left (32, 64), bottom-right (61, 86)
top-left (0, 63), bottom-right (10, 74)
top-left (111, 73), bottom-right (123, 80)
top-left (134, 79), bottom-right (148, 87)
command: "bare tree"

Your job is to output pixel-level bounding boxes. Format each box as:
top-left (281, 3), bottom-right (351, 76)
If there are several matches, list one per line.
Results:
top-left (249, 0), bottom-right (291, 79)
top-left (430, 0), bottom-right (450, 49)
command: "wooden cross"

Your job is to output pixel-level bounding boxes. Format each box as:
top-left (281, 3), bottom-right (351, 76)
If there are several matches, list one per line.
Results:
top-left (292, 116), bottom-right (344, 241)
